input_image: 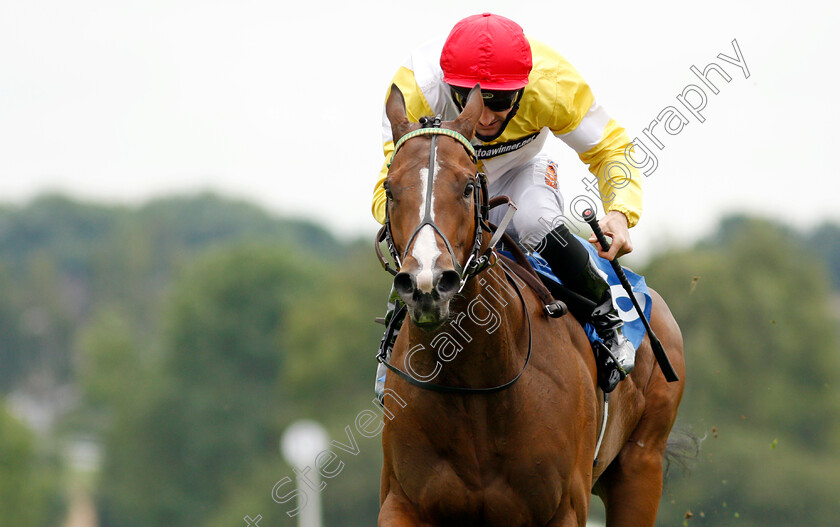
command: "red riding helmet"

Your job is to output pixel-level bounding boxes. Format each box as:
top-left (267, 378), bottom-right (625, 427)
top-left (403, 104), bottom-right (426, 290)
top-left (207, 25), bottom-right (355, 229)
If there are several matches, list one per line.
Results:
top-left (440, 13), bottom-right (532, 91)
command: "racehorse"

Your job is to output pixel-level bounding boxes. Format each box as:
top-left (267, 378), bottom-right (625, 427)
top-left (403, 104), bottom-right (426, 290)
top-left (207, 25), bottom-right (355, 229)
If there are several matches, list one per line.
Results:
top-left (377, 84), bottom-right (686, 527)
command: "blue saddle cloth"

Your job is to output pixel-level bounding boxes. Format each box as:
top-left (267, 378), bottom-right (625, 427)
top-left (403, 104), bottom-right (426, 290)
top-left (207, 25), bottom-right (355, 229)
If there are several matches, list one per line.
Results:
top-left (500, 234), bottom-right (652, 351)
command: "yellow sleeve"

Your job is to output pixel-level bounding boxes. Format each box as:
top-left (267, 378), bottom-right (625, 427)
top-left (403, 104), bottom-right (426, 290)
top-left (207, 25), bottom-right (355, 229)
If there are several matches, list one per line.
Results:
top-left (372, 143), bottom-right (393, 225)
top-left (528, 39), bottom-right (642, 226)
top-left (578, 120), bottom-right (643, 228)
top-left (372, 66), bottom-right (434, 225)
top-left (530, 39), bottom-right (595, 136)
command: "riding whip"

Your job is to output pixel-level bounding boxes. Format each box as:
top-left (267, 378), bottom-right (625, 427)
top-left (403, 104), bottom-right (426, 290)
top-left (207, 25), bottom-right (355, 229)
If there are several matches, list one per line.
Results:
top-left (582, 208), bottom-right (679, 382)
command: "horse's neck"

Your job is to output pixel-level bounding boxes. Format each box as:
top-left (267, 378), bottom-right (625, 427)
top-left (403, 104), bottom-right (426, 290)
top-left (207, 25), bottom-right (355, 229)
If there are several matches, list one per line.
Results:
top-left (403, 266), bottom-right (527, 387)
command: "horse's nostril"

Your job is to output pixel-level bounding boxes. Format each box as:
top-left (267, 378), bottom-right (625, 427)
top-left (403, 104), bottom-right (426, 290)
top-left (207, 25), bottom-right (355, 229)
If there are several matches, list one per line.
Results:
top-left (394, 272), bottom-right (415, 297)
top-left (436, 270), bottom-right (461, 297)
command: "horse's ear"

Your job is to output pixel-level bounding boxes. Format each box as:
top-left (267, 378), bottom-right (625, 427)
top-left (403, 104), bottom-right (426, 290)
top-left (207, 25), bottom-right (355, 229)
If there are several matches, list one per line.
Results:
top-left (451, 84), bottom-right (484, 140)
top-left (386, 84), bottom-right (413, 143)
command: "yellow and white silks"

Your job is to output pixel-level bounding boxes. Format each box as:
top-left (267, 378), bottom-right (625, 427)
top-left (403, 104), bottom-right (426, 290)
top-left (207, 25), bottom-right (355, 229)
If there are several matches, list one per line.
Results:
top-left (372, 36), bottom-right (643, 236)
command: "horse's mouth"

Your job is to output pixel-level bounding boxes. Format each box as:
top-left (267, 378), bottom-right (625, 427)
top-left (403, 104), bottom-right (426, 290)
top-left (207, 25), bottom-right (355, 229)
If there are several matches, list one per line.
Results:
top-left (408, 305), bottom-right (450, 331)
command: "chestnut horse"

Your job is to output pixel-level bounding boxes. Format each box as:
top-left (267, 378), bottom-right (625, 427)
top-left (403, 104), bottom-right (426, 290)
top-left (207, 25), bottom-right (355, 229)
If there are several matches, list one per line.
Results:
top-left (377, 85), bottom-right (686, 527)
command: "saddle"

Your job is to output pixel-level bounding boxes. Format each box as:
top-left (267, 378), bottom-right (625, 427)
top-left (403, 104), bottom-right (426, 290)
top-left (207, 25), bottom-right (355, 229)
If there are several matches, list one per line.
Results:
top-left (492, 234), bottom-right (624, 392)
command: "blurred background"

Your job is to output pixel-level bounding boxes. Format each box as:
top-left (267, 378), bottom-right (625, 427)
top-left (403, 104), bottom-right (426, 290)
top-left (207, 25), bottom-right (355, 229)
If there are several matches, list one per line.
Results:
top-left (1, 1), bottom-right (839, 526)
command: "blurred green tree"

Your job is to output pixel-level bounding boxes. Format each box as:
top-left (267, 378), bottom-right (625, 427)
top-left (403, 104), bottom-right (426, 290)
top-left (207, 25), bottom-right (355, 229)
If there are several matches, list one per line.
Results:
top-left (0, 403), bottom-right (65, 526)
top-left (8, 194), bottom-right (839, 526)
top-left (94, 240), bottom-right (388, 526)
top-left (0, 264), bottom-right (26, 391)
top-left (809, 222), bottom-right (840, 289)
top-left (95, 244), bottom-right (309, 525)
top-left (646, 216), bottom-right (840, 526)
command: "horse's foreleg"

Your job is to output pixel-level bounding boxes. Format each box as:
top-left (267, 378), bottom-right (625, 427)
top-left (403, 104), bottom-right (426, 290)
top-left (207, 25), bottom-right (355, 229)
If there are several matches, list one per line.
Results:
top-left (547, 470), bottom-right (592, 527)
top-left (379, 490), bottom-right (426, 527)
top-left (596, 289), bottom-right (684, 527)
top-left (596, 379), bottom-right (683, 527)
top-left (596, 440), bottom-right (666, 527)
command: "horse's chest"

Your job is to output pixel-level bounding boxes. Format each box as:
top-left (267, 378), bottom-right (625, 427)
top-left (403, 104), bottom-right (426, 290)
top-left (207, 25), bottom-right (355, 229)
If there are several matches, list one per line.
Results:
top-left (408, 449), bottom-right (564, 526)
top-left (386, 372), bottom-right (593, 525)
top-left (394, 421), bottom-right (570, 526)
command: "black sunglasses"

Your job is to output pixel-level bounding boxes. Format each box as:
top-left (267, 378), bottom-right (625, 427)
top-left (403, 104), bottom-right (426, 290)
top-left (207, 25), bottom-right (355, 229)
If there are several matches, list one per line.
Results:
top-left (451, 86), bottom-right (523, 112)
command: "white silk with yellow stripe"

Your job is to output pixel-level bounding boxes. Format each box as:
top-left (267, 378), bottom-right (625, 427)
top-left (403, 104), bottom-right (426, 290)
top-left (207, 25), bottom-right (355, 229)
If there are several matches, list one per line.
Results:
top-left (372, 36), bottom-right (643, 228)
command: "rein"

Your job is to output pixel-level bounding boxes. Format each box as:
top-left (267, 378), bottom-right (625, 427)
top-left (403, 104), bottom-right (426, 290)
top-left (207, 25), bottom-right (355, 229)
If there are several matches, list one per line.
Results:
top-left (378, 262), bottom-right (534, 395)
top-left (374, 116), bottom-right (542, 395)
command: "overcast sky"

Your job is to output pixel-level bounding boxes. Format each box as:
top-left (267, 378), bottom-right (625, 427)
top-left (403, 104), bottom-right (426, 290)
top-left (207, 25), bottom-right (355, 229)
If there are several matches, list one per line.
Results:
top-left (1, 0), bottom-right (837, 255)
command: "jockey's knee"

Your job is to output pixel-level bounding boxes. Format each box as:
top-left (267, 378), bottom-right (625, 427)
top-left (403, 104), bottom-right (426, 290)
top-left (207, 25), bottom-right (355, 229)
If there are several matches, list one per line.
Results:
top-left (514, 206), bottom-right (567, 252)
top-left (491, 156), bottom-right (567, 251)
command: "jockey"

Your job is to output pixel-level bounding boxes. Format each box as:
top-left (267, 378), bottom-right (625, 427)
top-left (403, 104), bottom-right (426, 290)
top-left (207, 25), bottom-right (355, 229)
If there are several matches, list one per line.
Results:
top-left (373, 13), bottom-right (642, 396)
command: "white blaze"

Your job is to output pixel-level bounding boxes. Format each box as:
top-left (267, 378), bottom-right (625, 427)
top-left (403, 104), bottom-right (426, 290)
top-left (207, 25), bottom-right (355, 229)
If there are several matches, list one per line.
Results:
top-left (413, 226), bottom-right (439, 293)
top-left (411, 150), bottom-right (440, 293)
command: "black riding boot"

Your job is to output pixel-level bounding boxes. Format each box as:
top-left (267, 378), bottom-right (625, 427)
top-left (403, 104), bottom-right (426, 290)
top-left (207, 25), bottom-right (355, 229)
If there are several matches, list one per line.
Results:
top-left (537, 224), bottom-right (635, 389)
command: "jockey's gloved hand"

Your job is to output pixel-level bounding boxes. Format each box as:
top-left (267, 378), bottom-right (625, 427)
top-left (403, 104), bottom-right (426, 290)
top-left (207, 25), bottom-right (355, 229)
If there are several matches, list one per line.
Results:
top-left (588, 211), bottom-right (633, 260)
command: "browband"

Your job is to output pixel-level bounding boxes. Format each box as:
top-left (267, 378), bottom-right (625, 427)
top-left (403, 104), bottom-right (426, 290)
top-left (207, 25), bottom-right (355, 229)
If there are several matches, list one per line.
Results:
top-left (388, 127), bottom-right (476, 167)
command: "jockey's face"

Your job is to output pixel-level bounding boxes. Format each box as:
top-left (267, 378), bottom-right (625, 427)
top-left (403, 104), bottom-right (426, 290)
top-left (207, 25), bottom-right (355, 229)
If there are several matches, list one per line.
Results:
top-left (476, 106), bottom-right (514, 138)
top-left (450, 86), bottom-right (521, 140)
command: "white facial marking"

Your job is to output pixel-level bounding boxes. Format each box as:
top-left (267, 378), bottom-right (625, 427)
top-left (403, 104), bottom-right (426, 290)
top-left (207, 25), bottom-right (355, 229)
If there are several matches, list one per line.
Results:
top-left (413, 226), bottom-right (439, 293)
top-left (417, 167), bottom-right (429, 221)
top-left (410, 148), bottom-right (440, 293)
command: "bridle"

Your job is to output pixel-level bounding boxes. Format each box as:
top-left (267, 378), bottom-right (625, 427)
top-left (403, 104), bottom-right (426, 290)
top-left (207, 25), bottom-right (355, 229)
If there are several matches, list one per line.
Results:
top-left (375, 116), bottom-right (516, 292)
top-left (374, 115), bottom-right (529, 395)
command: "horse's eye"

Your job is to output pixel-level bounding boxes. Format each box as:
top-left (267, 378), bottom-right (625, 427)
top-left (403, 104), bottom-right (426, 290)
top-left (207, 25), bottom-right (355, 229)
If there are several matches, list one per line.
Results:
top-left (463, 182), bottom-right (475, 198)
top-left (384, 182), bottom-right (394, 200)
